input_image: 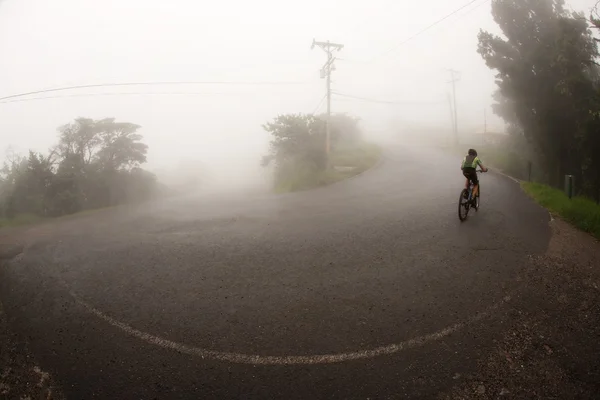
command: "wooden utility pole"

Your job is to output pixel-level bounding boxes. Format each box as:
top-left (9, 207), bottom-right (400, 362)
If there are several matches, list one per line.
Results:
top-left (484, 107), bottom-right (488, 146)
top-left (447, 69), bottom-right (460, 145)
top-left (312, 39), bottom-right (344, 162)
top-left (447, 93), bottom-right (455, 146)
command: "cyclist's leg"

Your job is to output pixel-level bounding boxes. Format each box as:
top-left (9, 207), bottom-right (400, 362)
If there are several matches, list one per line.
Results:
top-left (462, 171), bottom-right (471, 197)
top-left (471, 172), bottom-right (480, 198)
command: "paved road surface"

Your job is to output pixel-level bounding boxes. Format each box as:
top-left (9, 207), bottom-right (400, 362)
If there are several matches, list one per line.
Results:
top-left (0, 144), bottom-right (551, 399)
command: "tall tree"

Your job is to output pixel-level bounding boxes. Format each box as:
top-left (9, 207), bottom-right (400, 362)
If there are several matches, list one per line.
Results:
top-left (478, 0), bottom-right (599, 186)
top-left (95, 118), bottom-right (147, 171)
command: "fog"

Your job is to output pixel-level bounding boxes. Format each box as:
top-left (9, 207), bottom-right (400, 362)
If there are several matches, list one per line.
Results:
top-left (0, 0), bottom-right (597, 192)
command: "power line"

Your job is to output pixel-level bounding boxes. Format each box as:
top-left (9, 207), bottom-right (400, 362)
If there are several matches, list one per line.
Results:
top-left (367, 0), bottom-right (489, 63)
top-left (0, 80), bottom-right (311, 102)
top-left (310, 94), bottom-right (328, 115)
top-left (332, 91), bottom-right (444, 105)
top-left (0, 90), bottom-right (301, 105)
top-left (456, 0), bottom-right (491, 18)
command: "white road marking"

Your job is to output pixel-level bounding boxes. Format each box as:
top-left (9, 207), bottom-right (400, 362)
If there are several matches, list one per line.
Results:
top-left (73, 293), bottom-right (509, 366)
top-left (493, 169), bottom-right (520, 184)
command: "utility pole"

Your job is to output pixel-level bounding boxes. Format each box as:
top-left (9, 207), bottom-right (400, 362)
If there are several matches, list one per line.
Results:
top-left (447, 69), bottom-right (460, 145)
top-left (447, 93), bottom-right (455, 147)
top-left (483, 107), bottom-right (488, 146)
top-left (484, 107), bottom-right (487, 134)
top-left (312, 39), bottom-right (344, 163)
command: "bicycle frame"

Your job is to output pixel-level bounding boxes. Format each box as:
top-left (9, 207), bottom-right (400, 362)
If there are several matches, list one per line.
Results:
top-left (467, 182), bottom-right (475, 201)
top-left (467, 170), bottom-right (483, 200)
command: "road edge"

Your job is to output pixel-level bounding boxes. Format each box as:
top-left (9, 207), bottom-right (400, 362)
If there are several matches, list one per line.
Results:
top-left (488, 165), bottom-right (557, 223)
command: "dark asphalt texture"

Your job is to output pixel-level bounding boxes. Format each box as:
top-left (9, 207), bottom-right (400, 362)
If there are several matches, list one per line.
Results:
top-left (0, 144), bottom-right (552, 399)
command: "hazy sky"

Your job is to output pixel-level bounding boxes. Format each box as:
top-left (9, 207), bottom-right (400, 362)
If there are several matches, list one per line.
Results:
top-left (0, 0), bottom-right (598, 177)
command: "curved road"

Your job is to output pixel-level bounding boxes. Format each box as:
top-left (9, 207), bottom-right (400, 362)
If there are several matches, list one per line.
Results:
top-left (0, 144), bottom-right (551, 399)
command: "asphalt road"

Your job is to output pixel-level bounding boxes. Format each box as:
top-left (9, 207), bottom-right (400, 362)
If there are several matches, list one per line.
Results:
top-left (0, 144), bottom-right (552, 399)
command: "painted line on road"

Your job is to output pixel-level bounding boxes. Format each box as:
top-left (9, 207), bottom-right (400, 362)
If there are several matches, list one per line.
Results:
top-left (72, 292), bottom-right (511, 366)
top-left (489, 168), bottom-right (520, 184)
top-left (489, 167), bottom-right (553, 223)
top-left (490, 169), bottom-right (555, 223)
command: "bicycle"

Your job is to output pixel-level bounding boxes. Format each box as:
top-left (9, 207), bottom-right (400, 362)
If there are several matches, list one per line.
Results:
top-left (458, 170), bottom-right (486, 222)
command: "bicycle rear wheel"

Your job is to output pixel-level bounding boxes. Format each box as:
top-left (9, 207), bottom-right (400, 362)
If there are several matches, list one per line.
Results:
top-left (458, 189), bottom-right (469, 221)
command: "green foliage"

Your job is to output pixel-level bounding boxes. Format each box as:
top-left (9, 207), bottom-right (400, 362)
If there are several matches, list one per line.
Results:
top-left (478, 0), bottom-right (600, 196)
top-left (0, 213), bottom-right (44, 229)
top-left (261, 113), bottom-right (327, 172)
top-left (272, 142), bottom-right (381, 193)
top-left (261, 112), bottom-right (379, 192)
top-left (522, 182), bottom-right (600, 238)
top-left (0, 117), bottom-right (160, 222)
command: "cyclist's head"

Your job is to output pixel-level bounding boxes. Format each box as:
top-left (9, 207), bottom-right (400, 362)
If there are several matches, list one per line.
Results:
top-left (468, 148), bottom-right (478, 157)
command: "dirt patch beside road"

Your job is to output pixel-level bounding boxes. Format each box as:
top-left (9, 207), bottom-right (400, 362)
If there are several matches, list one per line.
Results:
top-left (441, 218), bottom-right (600, 399)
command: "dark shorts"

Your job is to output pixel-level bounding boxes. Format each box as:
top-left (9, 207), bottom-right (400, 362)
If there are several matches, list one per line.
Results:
top-left (462, 167), bottom-right (478, 185)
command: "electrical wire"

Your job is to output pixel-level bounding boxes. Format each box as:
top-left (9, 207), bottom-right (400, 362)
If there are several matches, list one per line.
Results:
top-left (333, 91), bottom-right (445, 105)
top-left (0, 2), bottom-right (493, 112)
top-left (0, 80), bottom-right (311, 102)
top-left (310, 94), bottom-right (328, 115)
top-left (0, 90), bottom-right (297, 105)
top-left (366, 0), bottom-right (490, 63)
top-left (456, 0), bottom-right (492, 20)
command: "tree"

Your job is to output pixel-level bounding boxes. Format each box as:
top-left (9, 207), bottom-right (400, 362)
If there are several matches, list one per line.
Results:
top-left (53, 117), bottom-right (150, 210)
top-left (478, 0), bottom-right (599, 188)
top-left (260, 112), bottom-right (365, 191)
top-left (261, 113), bottom-right (327, 171)
top-left (95, 118), bottom-right (147, 171)
top-left (1, 117), bottom-right (159, 219)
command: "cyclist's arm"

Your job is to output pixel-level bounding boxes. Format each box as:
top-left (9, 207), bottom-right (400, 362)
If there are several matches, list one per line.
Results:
top-left (477, 159), bottom-right (488, 172)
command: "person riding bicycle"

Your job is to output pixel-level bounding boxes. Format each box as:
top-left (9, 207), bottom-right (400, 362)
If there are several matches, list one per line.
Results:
top-left (461, 149), bottom-right (488, 200)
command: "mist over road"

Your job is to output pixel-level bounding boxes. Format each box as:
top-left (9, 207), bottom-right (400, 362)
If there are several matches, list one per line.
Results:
top-left (0, 143), bottom-right (552, 399)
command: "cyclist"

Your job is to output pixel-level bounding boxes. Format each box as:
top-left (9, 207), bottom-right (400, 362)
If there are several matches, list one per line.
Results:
top-left (461, 148), bottom-right (488, 200)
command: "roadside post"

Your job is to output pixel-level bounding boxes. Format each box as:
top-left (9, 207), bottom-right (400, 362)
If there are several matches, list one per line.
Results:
top-left (564, 175), bottom-right (575, 199)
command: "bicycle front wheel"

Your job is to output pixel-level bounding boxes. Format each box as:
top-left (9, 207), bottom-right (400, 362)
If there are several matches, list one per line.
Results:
top-left (458, 189), bottom-right (469, 221)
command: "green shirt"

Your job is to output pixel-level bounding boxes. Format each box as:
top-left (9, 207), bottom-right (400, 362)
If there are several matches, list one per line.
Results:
top-left (461, 155), bottom-right (482, 169)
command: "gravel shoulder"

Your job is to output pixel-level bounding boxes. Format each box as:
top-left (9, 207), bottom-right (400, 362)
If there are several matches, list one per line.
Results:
top-left (440, 217), bottom-right (600, 399)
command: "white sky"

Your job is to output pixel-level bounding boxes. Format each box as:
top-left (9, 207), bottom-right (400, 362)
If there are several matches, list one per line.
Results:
top-left (0, 0), bottom-right (597, 178)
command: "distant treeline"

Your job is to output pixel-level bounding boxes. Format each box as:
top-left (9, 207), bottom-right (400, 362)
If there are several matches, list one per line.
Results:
top-left (0, 117), bottom-right (163, 219)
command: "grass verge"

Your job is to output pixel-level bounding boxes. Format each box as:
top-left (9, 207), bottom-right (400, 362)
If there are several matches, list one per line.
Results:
top-left (274, 141), bottom-right (382, 193)
top-left (522, 182), bottom-right (600, 239)
top-left (0, 213), bottom-right (45, 229)
top-left (0, 206), bottom-right (118, 231)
